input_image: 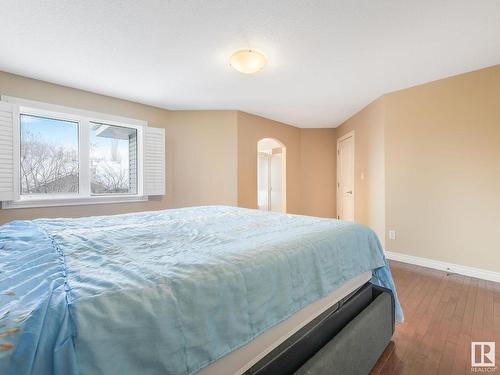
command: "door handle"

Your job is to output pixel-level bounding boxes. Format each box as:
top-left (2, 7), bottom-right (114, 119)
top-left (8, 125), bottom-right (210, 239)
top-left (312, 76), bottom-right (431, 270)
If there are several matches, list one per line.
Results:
top-left (346, 190), bottom-right (353, 194)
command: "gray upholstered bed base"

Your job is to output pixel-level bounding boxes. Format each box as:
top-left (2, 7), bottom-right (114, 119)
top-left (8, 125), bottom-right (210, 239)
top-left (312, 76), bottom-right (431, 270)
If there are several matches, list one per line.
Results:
top-left (295, 289), bottom-right (393, 374)
top-left (247, 284), bottom-right (395, 375)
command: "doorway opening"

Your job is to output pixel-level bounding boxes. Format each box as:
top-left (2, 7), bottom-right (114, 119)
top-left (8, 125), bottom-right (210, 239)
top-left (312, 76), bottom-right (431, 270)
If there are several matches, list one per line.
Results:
top-left (257, 138), bottom-right (286, 213)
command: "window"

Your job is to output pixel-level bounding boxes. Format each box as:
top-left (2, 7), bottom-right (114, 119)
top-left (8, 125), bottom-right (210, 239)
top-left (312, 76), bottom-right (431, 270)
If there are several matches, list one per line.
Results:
top-left (20, 114), bottom-right (79, 195)
top-left (17, 109), bottom-right (143, 204)
top-left (90, 123), bottom-right (137, 195)
top-left (0, 97), bottom-right (165, 208)
top-left (0, 96), bottom-right (167, 209)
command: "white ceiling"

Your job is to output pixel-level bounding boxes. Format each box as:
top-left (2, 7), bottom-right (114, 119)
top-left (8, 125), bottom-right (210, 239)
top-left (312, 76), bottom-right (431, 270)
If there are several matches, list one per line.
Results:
top-left (1, 1), bottom-right (500, 128)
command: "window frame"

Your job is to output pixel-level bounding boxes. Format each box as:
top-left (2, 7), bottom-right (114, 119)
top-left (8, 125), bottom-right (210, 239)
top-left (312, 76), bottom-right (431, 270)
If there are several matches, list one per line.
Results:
top-left (1, 96), bottom-right (147, 209)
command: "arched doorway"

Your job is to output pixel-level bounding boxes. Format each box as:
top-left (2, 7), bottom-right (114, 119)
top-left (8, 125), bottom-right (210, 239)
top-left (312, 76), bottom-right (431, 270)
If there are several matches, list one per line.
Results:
top-left (257, 138), bottom-right (286, 213)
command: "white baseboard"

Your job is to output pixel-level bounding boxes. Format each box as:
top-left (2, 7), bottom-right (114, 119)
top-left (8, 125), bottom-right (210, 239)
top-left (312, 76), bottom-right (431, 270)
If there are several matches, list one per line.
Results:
top-left (385, 251), bottom-right (500, 284)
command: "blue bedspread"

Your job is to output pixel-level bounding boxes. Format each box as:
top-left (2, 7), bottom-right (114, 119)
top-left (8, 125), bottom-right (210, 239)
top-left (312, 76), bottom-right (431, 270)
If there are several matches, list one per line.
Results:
top-left (0, 206), bottom-right (402, 375)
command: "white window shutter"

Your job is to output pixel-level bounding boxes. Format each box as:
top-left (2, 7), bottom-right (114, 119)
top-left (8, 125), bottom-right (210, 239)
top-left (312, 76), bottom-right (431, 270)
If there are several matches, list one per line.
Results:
top-left (144, 127), bottom-right (165, 196)
top-left (0, 101), bottom-right (18, 201)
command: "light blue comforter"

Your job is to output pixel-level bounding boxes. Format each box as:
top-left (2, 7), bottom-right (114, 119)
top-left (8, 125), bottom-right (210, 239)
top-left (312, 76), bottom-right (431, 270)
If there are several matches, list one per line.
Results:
top-left (0, 206), bottom-right (402, 375)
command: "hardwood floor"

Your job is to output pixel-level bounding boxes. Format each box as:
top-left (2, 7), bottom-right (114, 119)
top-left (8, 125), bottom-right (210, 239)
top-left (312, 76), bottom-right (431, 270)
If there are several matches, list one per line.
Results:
top-left (371, 260), bottom-right (500, 375)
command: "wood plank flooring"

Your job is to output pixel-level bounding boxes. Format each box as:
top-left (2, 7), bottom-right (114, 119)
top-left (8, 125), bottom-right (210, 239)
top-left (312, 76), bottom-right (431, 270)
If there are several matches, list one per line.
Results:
top-left (371, 260), bottom-right (500, 375)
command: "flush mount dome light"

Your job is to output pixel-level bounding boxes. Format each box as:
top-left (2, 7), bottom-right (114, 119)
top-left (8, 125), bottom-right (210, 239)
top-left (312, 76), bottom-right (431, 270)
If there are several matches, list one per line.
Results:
top-left (230, 49), bottom-right (267, 74)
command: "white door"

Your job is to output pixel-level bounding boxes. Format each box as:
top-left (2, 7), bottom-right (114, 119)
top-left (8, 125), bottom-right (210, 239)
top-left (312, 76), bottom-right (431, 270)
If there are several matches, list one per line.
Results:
top-left (270, 154), bottom-right (283, 212)
top-left (257, 153), bottom-right (269, 210)
top-left (257, 152), bottom-right (284, 213)
top-left (337, 133), bottom-right (354, 221)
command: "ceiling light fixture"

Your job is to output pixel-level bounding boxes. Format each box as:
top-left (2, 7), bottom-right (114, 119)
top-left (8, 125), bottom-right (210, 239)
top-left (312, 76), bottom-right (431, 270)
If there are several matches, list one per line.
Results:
top-left (229, 49), bottom-right (267, 74)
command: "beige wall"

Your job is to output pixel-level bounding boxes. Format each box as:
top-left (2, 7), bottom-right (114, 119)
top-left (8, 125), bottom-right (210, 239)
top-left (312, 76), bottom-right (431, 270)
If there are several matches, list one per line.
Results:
top-left (336, 97), bottom-right (386, 246)
top-left (299, 128), bottom-right (337, 218)
top-left (236, 111), bottom-right (337, 217)
top-left (237, 111), bottom-right (302, 214)
top-left (6, 63), bottom-right (499, 272)
top-left (384, 65), bottom-right (500, 273)
top-left (0, 71), bottom-right (340, 225)
top-left (7, 63), bottom-right (497, 272)
top-left (337, 64), bottom-right (500, 273)
top-left (0, 72), bottom-right (239, 224)
top-left (168, 110), bottom-right (238, 208)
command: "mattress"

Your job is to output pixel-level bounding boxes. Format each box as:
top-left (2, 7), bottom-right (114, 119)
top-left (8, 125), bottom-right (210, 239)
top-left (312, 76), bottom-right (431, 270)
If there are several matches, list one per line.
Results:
top-left (199, 271), bottom-right (372, 375)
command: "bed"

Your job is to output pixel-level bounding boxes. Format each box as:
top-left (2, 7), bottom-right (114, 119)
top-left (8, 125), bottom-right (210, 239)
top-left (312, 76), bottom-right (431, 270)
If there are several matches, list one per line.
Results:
top-left (0, 206), bottom-right (402, 375)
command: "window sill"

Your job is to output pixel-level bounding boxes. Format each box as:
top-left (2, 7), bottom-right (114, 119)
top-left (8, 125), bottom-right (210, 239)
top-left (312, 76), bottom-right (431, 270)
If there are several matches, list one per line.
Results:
top-left (2, 195), bottom-right (149, 209)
